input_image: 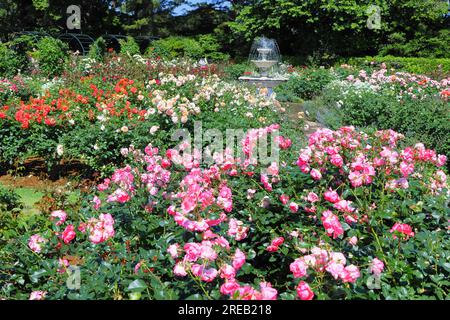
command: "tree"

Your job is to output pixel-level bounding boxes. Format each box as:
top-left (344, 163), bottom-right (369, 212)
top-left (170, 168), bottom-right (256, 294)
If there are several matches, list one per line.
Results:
top-left (228, 0), bottom-right (450, 59)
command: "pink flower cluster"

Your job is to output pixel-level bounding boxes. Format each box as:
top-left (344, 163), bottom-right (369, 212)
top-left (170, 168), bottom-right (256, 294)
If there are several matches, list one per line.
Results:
top-left (266, 237), bottom-right (285, 252)
top-left (369, 258), bottom-right (385, 276)
top-left (242, 124), bottom-right (280, 165)
top-left (345, 65), bottom-right (450, 101)
top-left (390, 222), bottom-right (415, 240)
top-left (221, 281), bottom-right (278, 300)
top-left (50, 210), bottom-right (67, 226)
top-left (321, 210), bottom-right (344, 239)
top-left (296, 127), bottom-right (447, 195)
top-left (79, 213), bottom-right (115, 244)
top-left (228, 218), bottom-right (249, 241)
top-left (290, 247), bottom-right (360, 284)
top-left (28, 234), bottom-right (47, 253)
top-left (99, 144), bottom-right (171, 208)
top-left (29, 290), bottom-right (47, 300)
top-left (168, 165), bottom-right (232, 232)
top-left (170, 236), bottom-right (245, 285)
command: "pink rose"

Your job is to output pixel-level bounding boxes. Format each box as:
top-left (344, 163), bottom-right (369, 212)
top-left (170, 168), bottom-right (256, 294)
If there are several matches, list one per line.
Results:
top-left (290, 258), bottom-right (308, 278)
top-left (61, 224), bottom-right (76, 244)
top-left (340, 265), bottom-right (360, 283)
top-left (390, 222), bottom-right (415, 239)
top-left (369, 258), bottom-right (385, 276)
top-left (324, 189), bottom-right (340, 203)
top-left (310, 169), bottom-right (322, 180)
top-left (321, 210), bottom-right (344, 239)
top-left (167, 244), bottom-right (179, 258)
top-left (279, 194), bottom-right (290, 205)
top-left (296, 281), bottom-right (314, 300)
top-left (325, 261), bottom-right (345, 279)
top-left (289, 202), bottom-right (299, 213)
top-left (307, 192), bottom-right (319, 203)
top-left (232, 248), bottom-right (246, 270)
top-left (271, 237), bottom-right (284, 247)
top-left (348, 236), bottom-right (358, 246)
top-left (28, 234), bottom-right (46, 253)
top-left (29, 290), bottom-right (47, 300)
top-left (173, 262), bottom-right (187, 277)
top-left (219, 264), bottom-right (236, 279)
top-left (260, 282), bottom-right (278, 300)
top-left (50, 210), bottom-right (67, 226)
top-left (333, 199), bottom-right (355, 213)
top-left (330, 154), bottom-right (343, 167)
top-left (220, 279), bottom-right (240, 295)
top-left (200, 244), bottom-right (218, 261)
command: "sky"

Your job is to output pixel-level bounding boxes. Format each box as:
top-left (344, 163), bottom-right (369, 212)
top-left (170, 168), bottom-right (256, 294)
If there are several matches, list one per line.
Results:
top-left (172, 0), bottom-right (231, 16)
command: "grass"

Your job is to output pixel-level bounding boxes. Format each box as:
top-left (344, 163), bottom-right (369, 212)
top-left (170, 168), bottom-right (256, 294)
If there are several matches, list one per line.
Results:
top-left (13, 187), bottom-right (44, 215)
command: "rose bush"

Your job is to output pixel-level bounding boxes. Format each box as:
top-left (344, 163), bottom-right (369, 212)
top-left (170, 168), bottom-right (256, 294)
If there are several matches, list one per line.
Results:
top-left (0, 55), bottom-right (285, 174)
top-left (1, 125), bottom-right (448, 300)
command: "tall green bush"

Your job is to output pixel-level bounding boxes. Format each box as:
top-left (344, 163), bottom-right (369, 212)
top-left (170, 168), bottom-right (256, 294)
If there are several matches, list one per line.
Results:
top-left (119, 36), bottom-right (140, 56)
top-left (33, 37), bottom-right (68, 77)
top-left (0, 44), bottom-right (22, 77)
top-left (88, 37), bottom-right (107, 61)
top-left (347, 56), bottom-right (450, 76)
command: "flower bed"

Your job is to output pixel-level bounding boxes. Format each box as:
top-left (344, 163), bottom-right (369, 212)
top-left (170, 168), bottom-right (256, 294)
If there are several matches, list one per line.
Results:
top-left (2, 125), bottom-right (448, 300)
top-left (0, 62), bottom-right (284, 173)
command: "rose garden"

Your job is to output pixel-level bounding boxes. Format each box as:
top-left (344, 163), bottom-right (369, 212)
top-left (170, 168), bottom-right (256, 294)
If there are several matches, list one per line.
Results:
top-left (0, 1), bottom-right (449, 301)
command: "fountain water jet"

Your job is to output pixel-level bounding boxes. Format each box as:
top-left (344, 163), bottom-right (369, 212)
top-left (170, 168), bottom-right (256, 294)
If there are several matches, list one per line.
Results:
top-left (239, 36), bottom-right (288, 95)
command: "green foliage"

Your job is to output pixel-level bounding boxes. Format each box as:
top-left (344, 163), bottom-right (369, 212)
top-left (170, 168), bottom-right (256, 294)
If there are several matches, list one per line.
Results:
top-left (380, 29), bottom-right (450, 59)
top-left (149, 36), bottom-right (204, 60)
top-left (88, 37), bottom-right (107, 61)
top-left (148, 35), bottom-right (228, 61)
top-left (222, 62), bottom-right (254, 80)
top-left (274, 68), bottom-right (335, 102)
top-left (0, 44), bottom-right (22, 77)
top-left (33, 37), bottom-right (68, 77)
top-left (306, 79), bottom-right (450, 159)
top-left (119, 36), bottom-right (141, 56)
top-left (347, 56), bottom-right (450, 77)
top-left (229, 0), bottom-right (450, 59)
top-left (0, 186), bottom-right (22, 211)
top-left (196, 34), bottom-right (229, 61)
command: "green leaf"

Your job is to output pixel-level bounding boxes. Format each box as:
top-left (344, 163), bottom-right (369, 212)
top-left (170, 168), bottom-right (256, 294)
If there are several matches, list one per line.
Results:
top-left (127, 279), bottom-right (147, 292)
top-left (30, 269), bottom-right (48, 283)
top-left (186, 294), bottom-right (204, 300)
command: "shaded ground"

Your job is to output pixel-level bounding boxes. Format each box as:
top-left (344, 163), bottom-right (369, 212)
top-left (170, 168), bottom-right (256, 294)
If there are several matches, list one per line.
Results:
top-left (1, 158), bottom-right (96, 214)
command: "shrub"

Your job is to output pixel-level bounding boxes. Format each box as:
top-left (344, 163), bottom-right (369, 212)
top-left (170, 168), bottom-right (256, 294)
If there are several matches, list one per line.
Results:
top-left (196, 34), bottom-right (229, 61)
top-left (308, 68), bottom-right (450, 160)
top-left (119, 37), bottom-right (141, 56)
top-left (33, 37), bottom-right (68, 77)
top-left (222, 62), bottom-right (254, 80)
top-left (347, 56), bottom-right (450, 77)
top-left (149, 36), bottom-right (204, 60)
top-left (0, 186), bottom-right (22, 211)
top-left (1, 126), bottom-right (448, 300)
top-left (0, 44), bottom-right (22, 77)
top-left (379, 29), bottom-right (450, 59)
top-left (274, 68), bottom-right (335, 102)
top-left (88, 37), bottom-right (107, 61)
top-left (148, 35), bottom-right (228, 61)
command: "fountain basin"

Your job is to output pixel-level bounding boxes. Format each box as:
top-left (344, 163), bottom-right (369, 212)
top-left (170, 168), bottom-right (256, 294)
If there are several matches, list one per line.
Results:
top-left (238, 75), bottom-right (288, 89)
top-left (250, 60), bottom-right (278, 69)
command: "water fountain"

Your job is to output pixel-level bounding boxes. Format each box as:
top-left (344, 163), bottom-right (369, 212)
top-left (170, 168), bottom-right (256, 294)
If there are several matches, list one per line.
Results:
top-left (239, 36), bottom-right (288, 94)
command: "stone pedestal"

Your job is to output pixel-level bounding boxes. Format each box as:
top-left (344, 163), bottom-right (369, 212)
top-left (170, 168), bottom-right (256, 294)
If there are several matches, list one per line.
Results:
top-left (238, 76), bottom-right (288, 97)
